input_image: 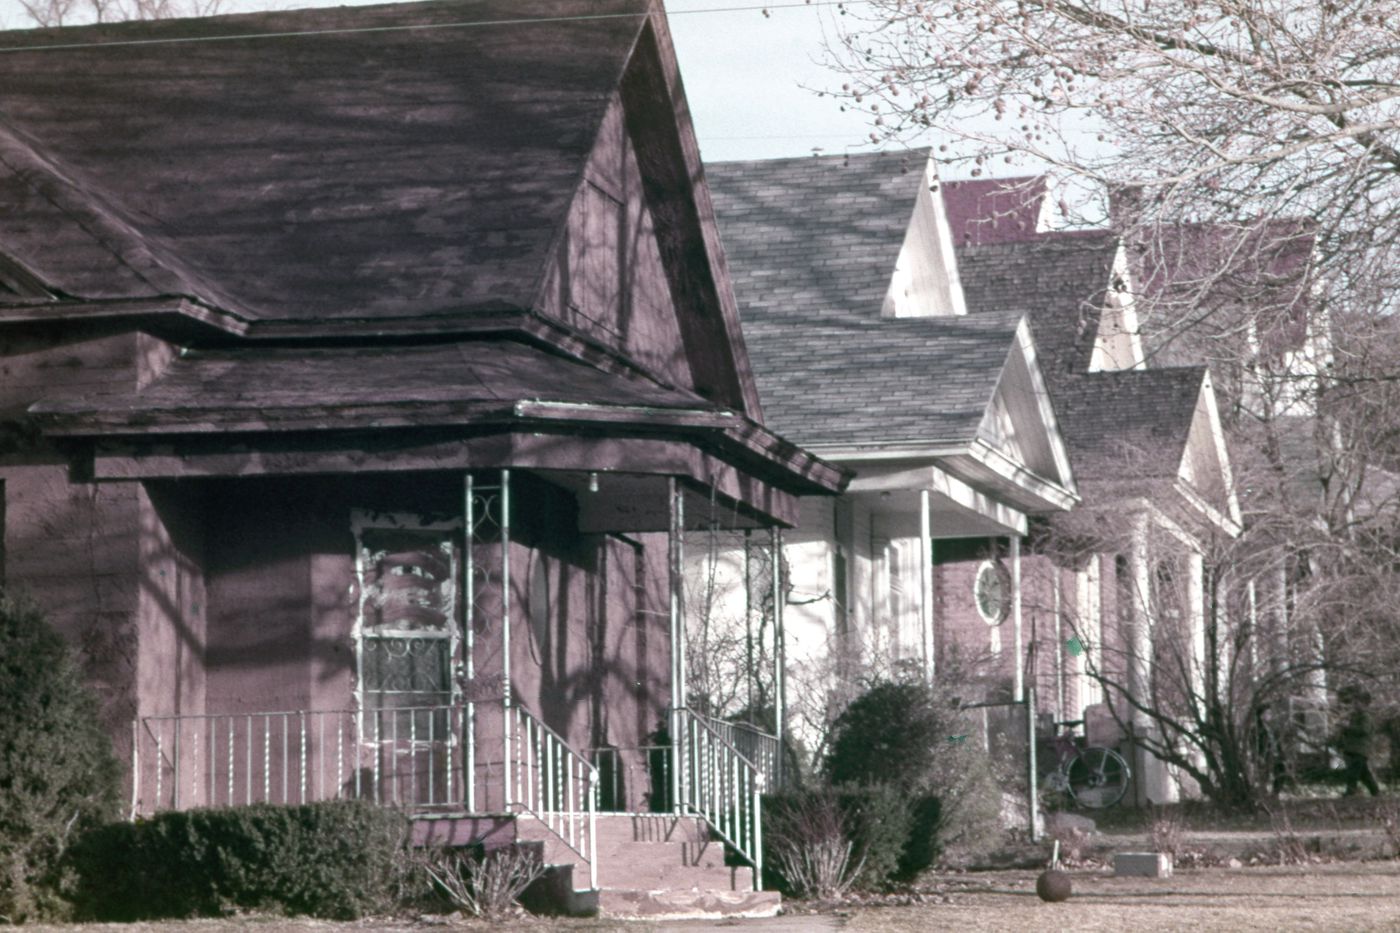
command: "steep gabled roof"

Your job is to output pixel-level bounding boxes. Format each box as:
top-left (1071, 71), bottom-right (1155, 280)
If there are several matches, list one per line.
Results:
top-left (955, 231), bottom-right (1124, 381)
top-left (706, 150), bottom-right (937, 324)
top-left (0, 0), bottom-right (647, 323)
top-left (1052, 368), bottom-right (1204, 482)
top-left (739, 311), bottom-right (1024, 449)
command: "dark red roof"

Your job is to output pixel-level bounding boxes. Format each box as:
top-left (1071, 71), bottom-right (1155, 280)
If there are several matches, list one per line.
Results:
top-left (0, 0), bottom-right (647, 323)
top-left (939, 176), bottom-right (1048, 246)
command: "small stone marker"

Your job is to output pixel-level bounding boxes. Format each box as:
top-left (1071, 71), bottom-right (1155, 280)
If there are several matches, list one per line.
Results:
top-left (1114, 852), bottom-right (1173, 878)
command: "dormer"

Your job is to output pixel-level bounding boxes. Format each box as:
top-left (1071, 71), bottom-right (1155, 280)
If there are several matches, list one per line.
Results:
top-left (1087, 243), bottom-right (1145, 372)
top-left (882, 157), bottom-right (967, 318)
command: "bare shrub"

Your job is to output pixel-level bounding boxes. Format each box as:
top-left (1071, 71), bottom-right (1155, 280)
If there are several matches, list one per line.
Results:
top-left (767, 793), bottom-right (863, 899)
top-left (1262, 802), bottom-right (1310, 866)
top-left (416, 845), bottom-right (544, 920)
top-left (1149, 806), bottom-right (1185, 863)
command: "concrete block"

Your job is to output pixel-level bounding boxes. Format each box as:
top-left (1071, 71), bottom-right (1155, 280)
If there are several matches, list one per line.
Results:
top-left (1114, 851), bottom-right (1173, 878)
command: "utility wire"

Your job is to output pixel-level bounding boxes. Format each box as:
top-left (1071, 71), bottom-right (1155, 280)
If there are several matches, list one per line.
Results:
top-left (0, 0), bottom-right (865, 54)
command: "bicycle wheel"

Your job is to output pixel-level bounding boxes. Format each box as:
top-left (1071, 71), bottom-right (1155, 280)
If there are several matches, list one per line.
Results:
top-left (1066, 746), bottom-right (1130, 809)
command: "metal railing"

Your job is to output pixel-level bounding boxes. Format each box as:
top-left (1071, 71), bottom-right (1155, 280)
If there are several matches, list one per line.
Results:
top-left (506, 705), bottom-right (598, 890)
top-left (674, 707), bottom-right (764, 887)
top-left (588, 745), bottom-right (671, 813)
top-left (132, 706), bottom-right (472, 816)
top-left (699, 714), bottom-right (785, 792)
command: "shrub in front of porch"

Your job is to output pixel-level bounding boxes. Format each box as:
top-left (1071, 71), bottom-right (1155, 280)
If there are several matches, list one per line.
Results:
top-left (762, 784), bottom-right (911, 894)
top-left (0, 594), bottom-right (121, 923)
top-left (823, 680), bottom-right (1003, 872)
top-left (66, 800), bottom-right (409, 921)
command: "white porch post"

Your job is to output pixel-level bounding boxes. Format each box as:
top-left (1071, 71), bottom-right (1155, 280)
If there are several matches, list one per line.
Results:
top-left (1126, 511), bottom-right (1153, 731)
top-left (500, 468), bottom-right (513, 807)
top-left (771, 526), bottom-right (786, 789)
top-left (1012, 535), bottom-right (1023, 702)
top-left (1126, 510), bottom-right (1165, 804)
top-left (1187, 551), bottom-right (1206, 702)
top-left (1052, 568), bottom-right (1065, 722)
top-left (668, 478), bottom-right (685, 813)
top-left (464, 473), bottom-right (477, 812)
top-left (919, 489), bottom-right (935, 682)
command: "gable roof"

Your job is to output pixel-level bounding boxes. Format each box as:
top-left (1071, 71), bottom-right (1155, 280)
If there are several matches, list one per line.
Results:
top-left (739, 311), bottom-right (1025, 449)
top-left (1052, 368), bottom-right (1205, 482)
top-left (955, 232), bottom-right (1124, 382)
top-left (706, 150), bottom-right (936, 325)
top-left (0, 0), bottom-right (645, 324)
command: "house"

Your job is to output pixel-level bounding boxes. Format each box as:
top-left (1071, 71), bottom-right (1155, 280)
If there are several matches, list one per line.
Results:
top-left (704, 152), bottom-right (1078, 758)
top-left (709, 154), bottom-right (1240, 805)
top-left (0, 0), bottom-right (846, 914)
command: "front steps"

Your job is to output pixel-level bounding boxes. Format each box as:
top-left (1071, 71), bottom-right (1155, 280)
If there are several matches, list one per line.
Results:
top-left (515, 812), bottom-right (780, 919)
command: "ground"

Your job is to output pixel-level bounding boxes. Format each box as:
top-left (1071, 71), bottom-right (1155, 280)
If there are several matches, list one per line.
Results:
top-left (22, 863), bottom-right (1400, 932)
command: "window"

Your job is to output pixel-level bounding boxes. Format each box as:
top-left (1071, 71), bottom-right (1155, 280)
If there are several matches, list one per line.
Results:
top-left (354, 513), bottom-right (459, 711)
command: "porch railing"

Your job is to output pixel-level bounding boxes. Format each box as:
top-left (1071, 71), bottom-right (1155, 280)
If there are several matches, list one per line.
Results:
top-left (505, 705), bottom-right (599, 891)
top-left (132, 703), bottom-right (598, 891)
top-left (699, 714), bottom-right (784, 793)
top-left (132, 707), bottom-right (473, 815)
top-left (674, 707), bottom-right (764, 886)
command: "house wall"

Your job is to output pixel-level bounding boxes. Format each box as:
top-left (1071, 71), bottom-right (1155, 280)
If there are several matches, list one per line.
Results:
top-left (540, 92), bottom-right (695, 393)
top-left (0, 324), bottom-right (165, 769)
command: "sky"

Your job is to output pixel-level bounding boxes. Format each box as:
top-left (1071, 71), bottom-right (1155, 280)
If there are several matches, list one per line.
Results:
top-left (0, 0), bottom-right (889, 164)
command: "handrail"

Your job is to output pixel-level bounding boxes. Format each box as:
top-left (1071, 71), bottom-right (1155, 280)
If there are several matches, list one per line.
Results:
top-left (674, 707), bottom-right (764, 888)
top-left (506, 704), bottom-right (599, 891)
top-left (698, 713), bottom-right (785, 792)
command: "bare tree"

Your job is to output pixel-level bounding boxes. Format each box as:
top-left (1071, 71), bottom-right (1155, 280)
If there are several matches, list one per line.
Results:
top-left (17, 0), bottom-right (223, 27)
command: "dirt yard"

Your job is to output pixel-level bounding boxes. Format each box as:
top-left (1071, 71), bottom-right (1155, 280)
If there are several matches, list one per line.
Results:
top-left (21, 863), bottom-right (1400, 932)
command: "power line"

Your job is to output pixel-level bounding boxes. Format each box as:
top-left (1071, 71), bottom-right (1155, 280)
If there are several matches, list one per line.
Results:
top-left (0, 0), bottom-right (865, 55)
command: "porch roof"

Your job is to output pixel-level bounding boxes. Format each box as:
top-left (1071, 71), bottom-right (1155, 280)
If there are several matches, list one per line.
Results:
top-left (30, 337), bottom-right (848, 498)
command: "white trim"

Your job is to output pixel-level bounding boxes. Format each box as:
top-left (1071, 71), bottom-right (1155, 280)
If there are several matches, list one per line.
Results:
top-left (350, 509), bottom-right (464, 715)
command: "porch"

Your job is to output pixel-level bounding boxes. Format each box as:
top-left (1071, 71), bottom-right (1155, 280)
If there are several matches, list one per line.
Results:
top-left (124, 466), bottom-right (797, 909)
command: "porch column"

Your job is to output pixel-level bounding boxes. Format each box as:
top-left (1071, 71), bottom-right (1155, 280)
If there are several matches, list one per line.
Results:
top-left (1052, 567), bottom-right (1065, 722)
top-left (1125, 511), bottom-right (1153, 729)
top-left (1125, 511), bottom-right (1160, 804)
top-left (501, 469), bottom-right (513, 806)
top-left (668, 478), bottom-right (685, 813)
top-left (463, 473), bottom-right (477, 812)
top-left (1011, 535), bottom-right (1023, 702)
top-left (919, 489), bottom-right (935, 682)
top-left (771, 526), bottom-right (786, 789)
top-left (1187, 551), bottom-right (1206, 702)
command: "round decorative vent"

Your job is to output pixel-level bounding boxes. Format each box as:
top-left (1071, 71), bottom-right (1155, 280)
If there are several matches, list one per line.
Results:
top-left (974, 559), bottom-right (1013, 626)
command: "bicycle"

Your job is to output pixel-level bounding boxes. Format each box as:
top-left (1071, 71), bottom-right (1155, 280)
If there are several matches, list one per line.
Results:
top-left (1043, 719), bottom-right (1132, 809)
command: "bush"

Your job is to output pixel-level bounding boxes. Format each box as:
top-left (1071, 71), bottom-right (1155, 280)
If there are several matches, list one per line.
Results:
top-left (763, 785), bottom-right (917, 892)
top-left (823, 680), bottom-right (1003, 869)
top-left (66, 800), bottom-right (409, 920)
top-left (416, 844), bottom-right (544, 919)
top-left (0, 594), bottom-right (121, 922)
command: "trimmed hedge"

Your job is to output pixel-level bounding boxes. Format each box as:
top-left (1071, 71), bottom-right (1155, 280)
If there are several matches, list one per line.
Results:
top-left (66, 800), bottom-right (409, 920)
top-left (0, 594), bottom-right (121, 922)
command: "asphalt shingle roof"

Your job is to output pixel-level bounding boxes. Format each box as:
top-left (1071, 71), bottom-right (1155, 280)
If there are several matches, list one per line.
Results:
top-left (955, 232), bottom-right (1123, 383)
top-left (1051, 368), bottom-right (1206, 481)
top-left (707, 151), bottom-right (932, 326)
top-left (709, 151), bottom-right (1025, 449)
top-left (0, 0), bottom-right (647, 322)
top-left (740, 313), bottom-right (1023, 448)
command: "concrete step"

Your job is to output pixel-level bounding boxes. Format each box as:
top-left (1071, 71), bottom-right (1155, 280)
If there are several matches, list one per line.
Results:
top-left (597, 887), bottom-right (781, 920)
top-left (592, 814), bottom-right (747, 892)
